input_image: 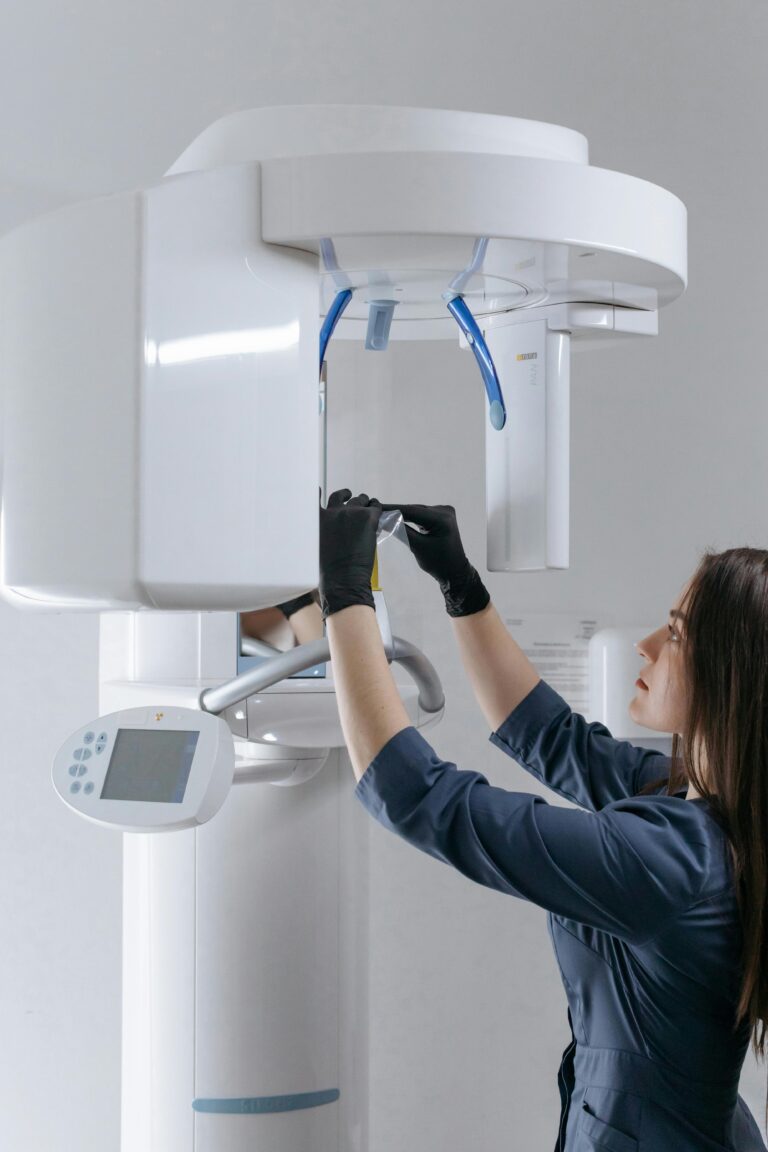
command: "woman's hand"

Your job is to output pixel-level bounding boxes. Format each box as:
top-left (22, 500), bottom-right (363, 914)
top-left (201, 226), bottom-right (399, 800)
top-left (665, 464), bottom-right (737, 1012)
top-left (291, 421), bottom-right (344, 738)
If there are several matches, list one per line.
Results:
top-left (320, 489), bottom-right (409, 777)
top-left (319, 488), bottom-right (383, 621)
top-left (379, 501), bottom-right (490, 618)
top-left (379, 502), bottom-right (470, 586)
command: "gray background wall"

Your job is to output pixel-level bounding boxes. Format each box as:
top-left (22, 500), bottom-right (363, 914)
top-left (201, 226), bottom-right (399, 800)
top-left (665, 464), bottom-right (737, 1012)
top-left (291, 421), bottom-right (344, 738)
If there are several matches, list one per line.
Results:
top-left (1, 1), bottom-right (767, 1148)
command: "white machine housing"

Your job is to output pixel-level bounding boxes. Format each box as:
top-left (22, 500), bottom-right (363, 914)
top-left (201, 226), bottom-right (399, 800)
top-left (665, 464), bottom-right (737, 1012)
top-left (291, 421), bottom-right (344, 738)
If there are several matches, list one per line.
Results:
top-left (0, 103), bottom-right (688, 604)
top-left (0, 164), bottom-right (319, 610)
top-left (102, 612), bottom-right (347, 1152)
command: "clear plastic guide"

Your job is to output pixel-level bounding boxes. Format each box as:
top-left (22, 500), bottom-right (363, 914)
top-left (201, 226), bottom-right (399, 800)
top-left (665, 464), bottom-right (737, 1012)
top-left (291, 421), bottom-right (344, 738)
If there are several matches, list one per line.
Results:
top-left (371, 509), bottom-right (410, 592)
top-left (376, 508), bottom-right (409, 547)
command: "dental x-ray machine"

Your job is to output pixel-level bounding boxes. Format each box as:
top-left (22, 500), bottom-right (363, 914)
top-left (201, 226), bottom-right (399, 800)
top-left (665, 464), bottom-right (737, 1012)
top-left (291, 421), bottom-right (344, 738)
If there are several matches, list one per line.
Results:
top-left (0, 105), bottom-right (686, 1151)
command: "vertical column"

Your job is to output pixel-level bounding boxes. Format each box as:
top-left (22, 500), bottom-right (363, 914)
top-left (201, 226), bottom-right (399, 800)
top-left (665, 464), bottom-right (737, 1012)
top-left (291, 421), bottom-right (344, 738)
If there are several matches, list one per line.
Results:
top-left (485, 319), bottom-right (570, 571)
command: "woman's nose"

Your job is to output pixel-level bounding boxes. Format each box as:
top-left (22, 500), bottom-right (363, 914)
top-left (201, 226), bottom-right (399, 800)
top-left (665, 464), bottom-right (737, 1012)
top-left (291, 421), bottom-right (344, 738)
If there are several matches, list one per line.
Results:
top-left (635, 627), bottom-right (665, 661)
top-left (634, 634), bottom-right (654, 660)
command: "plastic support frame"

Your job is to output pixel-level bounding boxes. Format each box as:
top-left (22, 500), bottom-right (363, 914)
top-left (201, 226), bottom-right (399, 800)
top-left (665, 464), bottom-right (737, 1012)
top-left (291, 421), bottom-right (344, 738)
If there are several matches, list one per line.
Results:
top-left (319, 287), bottom-right (507, 430)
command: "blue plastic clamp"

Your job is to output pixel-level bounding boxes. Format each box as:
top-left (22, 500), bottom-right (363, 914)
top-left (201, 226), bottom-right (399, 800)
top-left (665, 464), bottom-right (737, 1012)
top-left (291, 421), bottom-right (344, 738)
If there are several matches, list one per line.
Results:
top-left (319, 289), bottom-right (354, 374)
top-left (444, 294), bottom-right (507, 430)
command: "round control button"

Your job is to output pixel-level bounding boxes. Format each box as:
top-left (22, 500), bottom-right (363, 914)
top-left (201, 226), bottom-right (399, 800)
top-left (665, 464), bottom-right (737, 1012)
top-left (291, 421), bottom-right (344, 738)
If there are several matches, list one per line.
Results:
top-left (83, 731), bottom-right (95, 744)
top-left (68, 765), bottom-right (79, 777)
top-left (69, 782), bottom-right (81, 794)
top-left (73, 749), bottom-right (85, 761)
top-left (83, 782), bottom-right (94, 795)
top-left (95, 742), bottom-right (106, 755)
top-left (98, 732), bottom-right (108, 742)
top-left (77, 765), bottom-right (88, 777)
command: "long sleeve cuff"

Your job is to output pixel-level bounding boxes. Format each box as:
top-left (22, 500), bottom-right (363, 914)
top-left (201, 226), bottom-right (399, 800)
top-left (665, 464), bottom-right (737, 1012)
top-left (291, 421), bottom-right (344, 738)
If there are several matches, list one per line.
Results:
top-left (488, 679), bottom-right (570, 761)
top-left (354, 724), bottom-right (447, 825)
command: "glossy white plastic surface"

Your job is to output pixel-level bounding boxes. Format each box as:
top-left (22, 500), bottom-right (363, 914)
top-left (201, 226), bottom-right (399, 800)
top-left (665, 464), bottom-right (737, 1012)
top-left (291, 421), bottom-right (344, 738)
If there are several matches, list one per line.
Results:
top-left (52, 706), bottom-right (235, 832)
top-left (108, 612), bottom-right (343, 1152)
top-left (141, 165), bottom-right (319, 608)
top-left (486, 320), bottom-right (570, 571)
top-left (0, 164), bottom-right (319, 610)
top-left (0, 193), bottom-right (145, 608)
top-left (122, 772), bottom-right (340, 1152)
top-left (165, 103), bottom-right (590, 176)
top-left (243, 678), bottom-right (443, 747)
top-left (166, 103), bottom-right (686, 339)
top-left (262, 152), bottom-right (685, 328)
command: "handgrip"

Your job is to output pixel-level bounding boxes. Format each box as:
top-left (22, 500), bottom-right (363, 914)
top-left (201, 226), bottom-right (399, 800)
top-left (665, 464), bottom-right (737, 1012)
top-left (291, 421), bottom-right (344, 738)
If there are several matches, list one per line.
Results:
top-left (200, 634), bottom-right (445, 717)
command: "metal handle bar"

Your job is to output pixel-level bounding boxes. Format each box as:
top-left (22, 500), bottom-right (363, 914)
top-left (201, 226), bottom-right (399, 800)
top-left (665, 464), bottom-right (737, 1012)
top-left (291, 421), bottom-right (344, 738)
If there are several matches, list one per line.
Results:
top-left (200, 634), bottom-right (444, 717)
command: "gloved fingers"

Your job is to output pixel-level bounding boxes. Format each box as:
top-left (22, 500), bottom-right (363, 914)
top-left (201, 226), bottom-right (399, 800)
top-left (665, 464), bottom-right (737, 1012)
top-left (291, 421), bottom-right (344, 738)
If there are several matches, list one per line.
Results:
top-left (403, 523), bottom-right (429, 545)
top-left (379, 502), bottom-right (446, 532)
top-left (346, 493), bottom-right (383, 524)
top-left (326, 488), bottom-right (352, 507)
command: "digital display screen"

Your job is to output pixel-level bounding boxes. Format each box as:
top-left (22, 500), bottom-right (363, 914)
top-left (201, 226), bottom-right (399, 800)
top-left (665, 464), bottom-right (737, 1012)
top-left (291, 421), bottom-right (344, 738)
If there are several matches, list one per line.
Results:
top-left (100, 729), bottom-right (199, 804)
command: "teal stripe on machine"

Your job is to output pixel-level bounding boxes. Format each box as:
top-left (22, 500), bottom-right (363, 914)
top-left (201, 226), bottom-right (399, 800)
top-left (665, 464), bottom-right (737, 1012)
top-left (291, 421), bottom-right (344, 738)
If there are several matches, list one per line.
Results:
top-left (192, 1089), bottom-right (340, 1114)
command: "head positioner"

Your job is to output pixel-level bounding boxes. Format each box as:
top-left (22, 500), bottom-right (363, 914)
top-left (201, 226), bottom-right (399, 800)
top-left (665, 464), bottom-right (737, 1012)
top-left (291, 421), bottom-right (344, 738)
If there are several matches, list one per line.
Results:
top-left (0, 104), bottom-right (686, 608)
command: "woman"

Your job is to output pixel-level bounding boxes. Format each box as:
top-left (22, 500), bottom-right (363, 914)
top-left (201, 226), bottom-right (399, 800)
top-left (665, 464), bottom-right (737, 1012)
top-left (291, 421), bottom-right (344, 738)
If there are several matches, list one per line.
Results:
top-left (319, 488), bottom-right (768, 1151)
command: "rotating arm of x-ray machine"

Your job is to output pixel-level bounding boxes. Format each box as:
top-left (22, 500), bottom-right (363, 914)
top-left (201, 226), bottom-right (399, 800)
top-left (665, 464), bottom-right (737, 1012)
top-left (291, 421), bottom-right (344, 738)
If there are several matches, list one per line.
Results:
top-left (240, 635), bottom-right (283, 659)
top-left (199, 633), bottom-right (445, 720)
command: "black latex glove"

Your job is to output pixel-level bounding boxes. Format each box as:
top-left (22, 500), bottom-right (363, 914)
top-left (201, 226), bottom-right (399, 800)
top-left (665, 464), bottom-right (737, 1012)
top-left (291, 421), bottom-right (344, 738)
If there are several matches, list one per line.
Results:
top-left (276, 591), bottom-right (317, 619)
top-left (319, 488), bottom-right (383, 621)
top-left (378, 502), bottom-right (490, 618)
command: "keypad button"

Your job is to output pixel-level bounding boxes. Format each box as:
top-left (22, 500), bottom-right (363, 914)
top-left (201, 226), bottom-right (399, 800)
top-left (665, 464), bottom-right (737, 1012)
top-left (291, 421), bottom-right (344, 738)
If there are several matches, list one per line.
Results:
top-left (83, 782), bottom-right (94, 795)
top-left (83, 731), bottom-right (95, 744)
top-left (98, 732), bottom-right (108, 742)
top-left (68, 765), bottom-right (79, 777)
top-left (77, 765), bottom-right (88, 777)
top-left (69, 782), bottom-right (81, 794)
top-left (95, 742), bottom-right (106, 755)
top-left (73, 749), bottom-right (85, 761)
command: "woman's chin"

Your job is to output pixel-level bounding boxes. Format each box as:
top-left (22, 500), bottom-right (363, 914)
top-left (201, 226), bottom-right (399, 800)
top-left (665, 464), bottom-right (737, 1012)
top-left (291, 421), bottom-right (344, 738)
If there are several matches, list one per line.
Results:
top-left (629, 695), bottom-right (652, 726)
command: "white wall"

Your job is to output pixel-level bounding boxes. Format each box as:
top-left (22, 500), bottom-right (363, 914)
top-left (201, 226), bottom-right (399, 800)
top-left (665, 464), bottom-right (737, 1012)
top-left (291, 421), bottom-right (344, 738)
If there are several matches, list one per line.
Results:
top-left (2, 2), bottom-right (768, 1149)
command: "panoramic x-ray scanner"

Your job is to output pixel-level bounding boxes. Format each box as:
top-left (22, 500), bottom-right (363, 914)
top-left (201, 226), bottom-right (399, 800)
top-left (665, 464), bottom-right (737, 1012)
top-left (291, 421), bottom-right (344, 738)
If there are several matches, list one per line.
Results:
top-left (0, 105), bottom-right (686, 1151)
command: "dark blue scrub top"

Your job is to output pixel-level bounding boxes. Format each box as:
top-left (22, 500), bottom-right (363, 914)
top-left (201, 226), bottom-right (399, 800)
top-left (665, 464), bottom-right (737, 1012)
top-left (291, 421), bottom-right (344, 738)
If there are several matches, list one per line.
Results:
top-left (354, 678), bottom-right (768, 1152)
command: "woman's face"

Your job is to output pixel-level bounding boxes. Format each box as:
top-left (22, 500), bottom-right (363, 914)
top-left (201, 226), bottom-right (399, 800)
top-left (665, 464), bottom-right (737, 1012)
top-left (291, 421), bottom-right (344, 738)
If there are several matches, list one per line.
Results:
top-left (628, 580), bottom-right (691, 736)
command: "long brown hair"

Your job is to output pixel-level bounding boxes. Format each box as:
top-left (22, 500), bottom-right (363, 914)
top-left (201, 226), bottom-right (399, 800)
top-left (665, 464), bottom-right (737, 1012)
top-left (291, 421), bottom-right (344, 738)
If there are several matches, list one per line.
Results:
top-left (635, 547), bottom-right (768, 1129)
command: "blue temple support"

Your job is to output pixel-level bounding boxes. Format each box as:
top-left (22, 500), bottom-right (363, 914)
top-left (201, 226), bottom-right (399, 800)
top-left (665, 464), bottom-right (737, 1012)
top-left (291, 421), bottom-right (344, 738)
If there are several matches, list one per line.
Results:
top-left (319, 289), bottom-right (354, 374)
top-left (445, 295), bottom-right (507, 430)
